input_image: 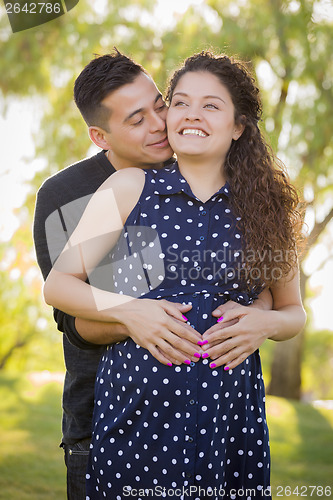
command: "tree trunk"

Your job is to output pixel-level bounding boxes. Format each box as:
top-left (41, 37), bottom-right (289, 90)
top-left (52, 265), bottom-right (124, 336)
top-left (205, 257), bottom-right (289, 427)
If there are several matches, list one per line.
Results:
top-left (0, 338), bottom-right (28, 370)
top-left (267, 331), bottom-right (304, 399)
top-left (267, 268), bottom-right (307, 399)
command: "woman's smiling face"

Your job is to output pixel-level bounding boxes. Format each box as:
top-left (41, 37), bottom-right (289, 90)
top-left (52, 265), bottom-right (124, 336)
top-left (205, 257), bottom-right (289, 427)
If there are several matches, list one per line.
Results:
top-left (166, 71), bottom-right (244, 165)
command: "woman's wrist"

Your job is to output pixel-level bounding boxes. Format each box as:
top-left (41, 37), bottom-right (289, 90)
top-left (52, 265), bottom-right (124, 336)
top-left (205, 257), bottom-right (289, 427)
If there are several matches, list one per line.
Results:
top-left (88, 288), bottom-right (136, 324)
top-left (100, 296), bottom-right (142, 326)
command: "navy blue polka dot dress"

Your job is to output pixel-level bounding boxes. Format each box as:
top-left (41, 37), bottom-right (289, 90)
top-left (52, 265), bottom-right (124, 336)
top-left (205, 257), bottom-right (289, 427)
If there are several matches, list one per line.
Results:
top-left (86, 163), bottom-right (271, 500)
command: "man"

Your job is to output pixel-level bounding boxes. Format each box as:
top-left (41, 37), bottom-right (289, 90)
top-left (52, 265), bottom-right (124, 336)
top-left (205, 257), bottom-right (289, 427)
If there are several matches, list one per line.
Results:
top-left (34, 49), bottom-right (272, 499)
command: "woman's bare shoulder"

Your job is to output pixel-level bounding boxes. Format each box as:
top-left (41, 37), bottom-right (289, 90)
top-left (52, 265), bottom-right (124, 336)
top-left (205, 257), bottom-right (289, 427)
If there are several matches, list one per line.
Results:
top-left (99, 167), bottom-right (145, 193)
top-left (95, 168), bottom-right (146, 222)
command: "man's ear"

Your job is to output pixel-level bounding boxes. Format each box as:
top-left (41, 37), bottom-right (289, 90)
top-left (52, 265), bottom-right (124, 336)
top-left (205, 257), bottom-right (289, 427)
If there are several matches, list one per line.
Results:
top-left (88, 126), bottom-right (110, 149)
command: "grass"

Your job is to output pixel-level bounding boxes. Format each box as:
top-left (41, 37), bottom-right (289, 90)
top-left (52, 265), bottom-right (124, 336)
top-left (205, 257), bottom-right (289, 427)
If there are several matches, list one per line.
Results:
top-left (267, 397), bottom-right (333, 499)
top-left (0, 372), bottom-right (66, 499)
top-left (0, 372), bottom-right (332, 500)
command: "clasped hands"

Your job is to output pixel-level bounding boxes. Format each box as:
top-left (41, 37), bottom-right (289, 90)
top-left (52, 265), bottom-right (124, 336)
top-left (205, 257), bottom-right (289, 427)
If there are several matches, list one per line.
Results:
top-left (120, 296), bottom-right (272, 370)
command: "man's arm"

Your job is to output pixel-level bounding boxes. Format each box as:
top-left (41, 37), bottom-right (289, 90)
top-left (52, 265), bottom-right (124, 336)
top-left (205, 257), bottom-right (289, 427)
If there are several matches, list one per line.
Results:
top-left (52, 309), bottom-right (127, 349)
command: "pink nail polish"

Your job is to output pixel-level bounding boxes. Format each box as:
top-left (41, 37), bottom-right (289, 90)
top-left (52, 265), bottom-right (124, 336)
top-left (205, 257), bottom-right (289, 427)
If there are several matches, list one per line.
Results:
top-left (210, 363), bottom-right (217, 368)
top-left (182, 315), bottom-right (188, 321)
top-left (202, 339), bottom-right (208, 345)
top-left (197, 340), bottom-right (204, 346)
top-left (224, 366), bottom-right (230, 371)
top-left (217, 316), bottom-right (224, 323)
top-left (167, 362), bottom-right (173, 367)
top-left (194, 353), bottom-right (201, 358)
top-left (184, 359), bottom-right (191, 365)
top-left (202, 353), bottom-right (209, 359)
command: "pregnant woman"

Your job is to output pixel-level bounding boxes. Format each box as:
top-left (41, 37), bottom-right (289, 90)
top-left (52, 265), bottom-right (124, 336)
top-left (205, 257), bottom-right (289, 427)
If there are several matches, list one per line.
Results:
top-left (44, 51), bottom-right (306, 499)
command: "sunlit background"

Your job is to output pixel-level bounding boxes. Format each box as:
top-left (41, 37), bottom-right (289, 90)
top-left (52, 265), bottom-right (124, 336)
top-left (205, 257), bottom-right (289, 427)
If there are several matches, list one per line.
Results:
top-left (1, 0), bottom-right (333, 497)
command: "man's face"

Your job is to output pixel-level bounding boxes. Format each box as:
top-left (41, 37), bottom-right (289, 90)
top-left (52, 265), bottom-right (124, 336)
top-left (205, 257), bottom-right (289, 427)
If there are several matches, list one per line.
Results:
top-left (101, 73), bottom-right (173, 169)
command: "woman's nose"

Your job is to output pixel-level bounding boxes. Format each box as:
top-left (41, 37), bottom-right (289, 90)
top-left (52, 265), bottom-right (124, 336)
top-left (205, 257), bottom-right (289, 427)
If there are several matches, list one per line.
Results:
top-left (185, 106), bottom-right (201, 121)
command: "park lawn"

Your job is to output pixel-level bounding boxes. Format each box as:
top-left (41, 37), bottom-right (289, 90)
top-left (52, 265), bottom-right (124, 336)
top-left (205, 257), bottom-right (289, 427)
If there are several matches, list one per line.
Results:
top-left (267, 397), bottom-right (333, 499)
top-left (0, 372), bottom-right (66, 499)
top-left (0, 372), bottom-right (332, 500)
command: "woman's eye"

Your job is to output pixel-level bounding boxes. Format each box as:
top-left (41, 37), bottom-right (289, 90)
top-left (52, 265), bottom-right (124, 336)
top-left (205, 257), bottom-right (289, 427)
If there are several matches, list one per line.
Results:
top-left (205, 103), bottom-right (218, 109)
top-left (174, 101), bottom-right (187, 107)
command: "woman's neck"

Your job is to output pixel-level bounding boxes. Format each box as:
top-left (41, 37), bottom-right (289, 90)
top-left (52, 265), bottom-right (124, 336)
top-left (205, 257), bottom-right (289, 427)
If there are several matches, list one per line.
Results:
top-left (177, 158), bottom-right (226, 203)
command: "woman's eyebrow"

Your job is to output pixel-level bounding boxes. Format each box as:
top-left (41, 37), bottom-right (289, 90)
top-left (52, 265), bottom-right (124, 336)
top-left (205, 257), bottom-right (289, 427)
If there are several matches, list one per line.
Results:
top-left (205, 94), bottom-right (226, 104)
top-left (172, 91), bottom-right (226, 104)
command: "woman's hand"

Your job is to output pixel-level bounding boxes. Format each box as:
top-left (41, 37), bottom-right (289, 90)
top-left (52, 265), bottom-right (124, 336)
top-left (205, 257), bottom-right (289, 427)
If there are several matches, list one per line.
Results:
top-left (117, 298), bottom-right (203, 366)
top-left (201, 305), bottom-right (271, 370)
top-left (202, 281), bottom-right (305, 370)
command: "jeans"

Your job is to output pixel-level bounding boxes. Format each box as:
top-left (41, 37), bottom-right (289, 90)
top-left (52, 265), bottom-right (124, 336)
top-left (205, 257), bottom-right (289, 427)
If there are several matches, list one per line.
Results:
top-left (62, 438), bottom-right (91, 500)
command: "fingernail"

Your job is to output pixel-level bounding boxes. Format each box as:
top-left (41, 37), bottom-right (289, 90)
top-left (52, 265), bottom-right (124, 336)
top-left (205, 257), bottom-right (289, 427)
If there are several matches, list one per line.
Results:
top-left (201, 339), bottom-right (208, 345)
top-left (217, 316), bottom-right (224, 323)
top-left (224, 366), bottom-right (230, 371)
top-left (210, 363), bottom-right (217, 368)
top-left (197, 340), bottom-right (204, 346)
top-left (184, 359), bottom-right (191, 365)
top-left (167, 362), bottom-right (173, 367)
top-left (202, 353), bottom-right (209, 359)
top-left (182, 315), bottom-right (188, 321)
top-left (194, 352), bottom-right (201, 358)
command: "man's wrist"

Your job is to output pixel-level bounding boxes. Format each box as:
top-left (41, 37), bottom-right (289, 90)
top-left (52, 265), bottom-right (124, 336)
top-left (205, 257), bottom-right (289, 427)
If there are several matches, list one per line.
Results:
top-left (75, 317), bottom-right (129, 345)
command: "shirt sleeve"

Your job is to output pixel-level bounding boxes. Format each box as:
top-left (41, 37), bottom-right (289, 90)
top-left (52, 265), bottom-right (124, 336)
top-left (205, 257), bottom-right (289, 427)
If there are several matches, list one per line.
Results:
top-left (53, 308), bottom-right (102, 350)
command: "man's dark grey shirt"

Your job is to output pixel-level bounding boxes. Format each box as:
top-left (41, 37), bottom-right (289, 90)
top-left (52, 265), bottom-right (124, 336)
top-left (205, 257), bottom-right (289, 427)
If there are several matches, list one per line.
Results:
top-left (33, 150), bottom-right (115, 444)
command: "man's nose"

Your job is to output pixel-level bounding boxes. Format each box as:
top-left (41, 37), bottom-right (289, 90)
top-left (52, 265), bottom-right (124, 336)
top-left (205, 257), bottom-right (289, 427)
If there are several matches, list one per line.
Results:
top-left (149, 110), bottom-right (167, 132)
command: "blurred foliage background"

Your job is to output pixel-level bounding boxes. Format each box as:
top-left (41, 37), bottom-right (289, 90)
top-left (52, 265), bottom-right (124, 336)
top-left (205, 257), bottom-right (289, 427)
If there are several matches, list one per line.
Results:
top-left (0, 0), bottom-right (332, 400)
top-left (0, 1), bottom-right (333, 498)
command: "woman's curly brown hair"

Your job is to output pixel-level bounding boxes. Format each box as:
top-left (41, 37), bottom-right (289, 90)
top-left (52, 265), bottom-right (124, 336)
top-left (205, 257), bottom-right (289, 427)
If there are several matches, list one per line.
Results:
top-left (166, 51), bottom-right (304, 289)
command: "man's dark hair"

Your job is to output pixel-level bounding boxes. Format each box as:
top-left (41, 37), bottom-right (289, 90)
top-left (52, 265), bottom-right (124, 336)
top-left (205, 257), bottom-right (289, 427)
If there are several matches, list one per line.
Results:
top-left (74, 48), bottom-right (145, 130)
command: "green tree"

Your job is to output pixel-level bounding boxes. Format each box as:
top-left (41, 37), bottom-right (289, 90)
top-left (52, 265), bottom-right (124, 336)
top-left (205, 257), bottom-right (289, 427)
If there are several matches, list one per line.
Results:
top-left (0, 222), bottom-right (59, 371)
